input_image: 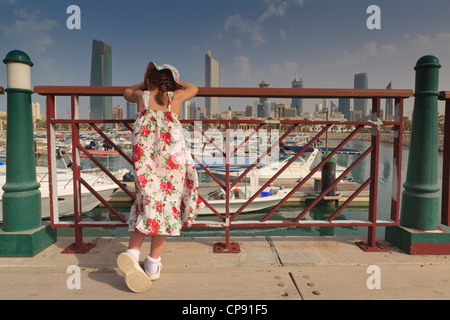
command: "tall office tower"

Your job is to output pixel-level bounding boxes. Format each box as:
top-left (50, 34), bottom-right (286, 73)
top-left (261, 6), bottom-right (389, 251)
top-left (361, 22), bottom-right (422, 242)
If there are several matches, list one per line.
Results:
top-left (385, 81), bottom-right (394, 120)
top-left (185, 100), bottom-right (200, 119)
top-left (259, 80), bottom-right (270, 105)
top-left (338, 98), bottom-right (351, 121)
top-left (291, 73), bottom-right (303, 115)
top-left (245, 105), bottom-right (254, 117)
top-left (330, 101), bottom-right (338, 114)
top-left (353, 73), bottom-right (368, 119)
top-left (205, 50), bottom-right (220, 118)
top-left (31, 102), bottom-right (40, 119)
top-left (322, 99), bottom-right (329, 113)
top-left (90, 40), bottom-right (112, 120)
top-left (126, 101), bottom-right (136, 119)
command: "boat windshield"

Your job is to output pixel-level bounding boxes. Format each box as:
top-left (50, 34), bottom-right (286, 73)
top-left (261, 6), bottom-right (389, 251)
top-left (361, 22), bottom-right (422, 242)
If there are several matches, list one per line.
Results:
top-left (276, 153), bottom-right (307, 163)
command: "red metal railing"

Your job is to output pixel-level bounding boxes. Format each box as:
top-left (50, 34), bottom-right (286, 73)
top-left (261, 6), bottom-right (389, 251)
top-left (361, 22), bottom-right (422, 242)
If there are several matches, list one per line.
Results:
top-left (34, 86), bottom-right (412, 253)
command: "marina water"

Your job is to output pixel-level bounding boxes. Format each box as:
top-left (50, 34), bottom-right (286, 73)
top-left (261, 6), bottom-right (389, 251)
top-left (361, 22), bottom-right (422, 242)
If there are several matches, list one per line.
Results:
top-left (36, 140), bottom-right (448, 238)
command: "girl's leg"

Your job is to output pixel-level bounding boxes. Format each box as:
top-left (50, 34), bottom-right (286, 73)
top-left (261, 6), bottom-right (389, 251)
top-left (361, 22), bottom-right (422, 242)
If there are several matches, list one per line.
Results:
top-left (128, 231), bottom-right (146, 251)
top-left (145, 235), bottom-right (166, 278)
top-left (150, 235), bottom-right (167, 259)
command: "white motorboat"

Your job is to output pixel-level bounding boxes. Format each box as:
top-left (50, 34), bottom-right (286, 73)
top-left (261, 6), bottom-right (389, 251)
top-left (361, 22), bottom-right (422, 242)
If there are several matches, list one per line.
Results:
top-left (0, 166), bottom-right (119, 222)
top-left (210, 148), bottom-right (347, 184)
top-left (199, 185), bottom-right (290, 216)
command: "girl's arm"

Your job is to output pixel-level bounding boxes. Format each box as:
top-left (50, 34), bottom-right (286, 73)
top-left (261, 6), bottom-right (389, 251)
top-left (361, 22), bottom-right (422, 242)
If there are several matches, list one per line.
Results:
top-left (123, 82), bottom-right (146, 112)
top-left (176, 81), bottom-right (198, 102)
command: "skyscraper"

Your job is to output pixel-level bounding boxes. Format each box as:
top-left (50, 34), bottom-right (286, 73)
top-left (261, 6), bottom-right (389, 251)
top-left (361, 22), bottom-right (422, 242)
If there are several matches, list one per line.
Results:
top-left (338, 98), bottom-right (351, 121)
top-left (353, 73), bottom-right (368, 119)
top-left (90, 40), bottom-right (112, 119)
top-left (205, 50), bottom-right (220, 118)
top-left (385, 82), bottom-right (394, 120)
top-left (291, 73), bottom-right (303, 115)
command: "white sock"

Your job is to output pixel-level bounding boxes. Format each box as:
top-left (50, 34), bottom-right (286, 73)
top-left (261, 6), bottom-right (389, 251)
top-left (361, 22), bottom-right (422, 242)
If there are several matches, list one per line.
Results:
top-left (145, 255), bottom-right (161, 275)
top-left (126, 249), bottom-right (140, 261)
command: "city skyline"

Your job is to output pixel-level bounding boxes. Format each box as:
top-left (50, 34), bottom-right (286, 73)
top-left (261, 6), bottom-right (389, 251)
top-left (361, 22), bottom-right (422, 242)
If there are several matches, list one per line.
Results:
top-left (1, 0), bottom-right (450, 119)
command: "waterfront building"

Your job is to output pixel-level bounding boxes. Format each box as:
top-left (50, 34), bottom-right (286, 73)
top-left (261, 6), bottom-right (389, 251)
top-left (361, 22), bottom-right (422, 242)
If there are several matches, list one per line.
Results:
top-left (259, 80), bottom-right (269, 104)
top-left (126, 101), bottom-right (136, 119)
top-left (90, 40), bottom-right (113, 120)
top-left (245, 105), bottom-right (254, 117)
top-left (353, 109), bottom-right (363, 121)
top-left (322, 99), bottom-right (328, 113)
top-left (32, 102), bottom-right (40, 120)
top-left (338, 98), bottom-right (351, 121)
top-left (205, 50), bottom-right (220, 118)
top-left (291, 73), bottom-right (303, 115)
top-left (283, 108), bottom-right (297, 117)
top-left (184, 100), bottom-right (200, 119)
top-left (315, 103), bottom-right (323, 113)
top-left (354, 73), bottom-right (368, 119)
top-left (114, 105), bottom-right (123, 119)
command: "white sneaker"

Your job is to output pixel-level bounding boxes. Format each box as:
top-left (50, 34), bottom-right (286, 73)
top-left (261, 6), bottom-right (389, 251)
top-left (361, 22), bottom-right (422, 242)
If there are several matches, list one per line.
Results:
top-left (144, 256), bottom-right (162, 281)
top-left (117, 252), bottom-right (152, 293)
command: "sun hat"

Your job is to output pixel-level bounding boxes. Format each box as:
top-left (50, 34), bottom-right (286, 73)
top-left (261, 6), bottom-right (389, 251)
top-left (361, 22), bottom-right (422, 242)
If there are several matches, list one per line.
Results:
top-left (144, 62), bottom-right (184, 90)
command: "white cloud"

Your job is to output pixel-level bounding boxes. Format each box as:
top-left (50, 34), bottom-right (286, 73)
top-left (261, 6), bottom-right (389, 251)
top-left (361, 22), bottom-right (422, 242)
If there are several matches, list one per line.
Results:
top-left (337, 42), bottom-right (399, 66)
top-left (233, 55), bottom-right (253, 81)
top-left (225, 55), bottom-right (299, 87)
top-left (0, 8), bottom-right (59, 54)
top-left (225, 14), bottom-right (266, 46)
top-left (224, 0), bottom-right (308, 46)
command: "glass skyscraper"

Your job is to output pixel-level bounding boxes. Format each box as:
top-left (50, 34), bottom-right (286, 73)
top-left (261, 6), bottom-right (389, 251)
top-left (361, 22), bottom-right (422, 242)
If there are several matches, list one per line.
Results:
top-left (353, 73), bottom-right (368, 119)
top-left (205, 50), bottom-right (220, 118)
top-left (338, 98), bottom-right (351, 121)
top-left (90, 40), bottom-right (112, 119)
top-left (291, 73), bottom-right (303, 115)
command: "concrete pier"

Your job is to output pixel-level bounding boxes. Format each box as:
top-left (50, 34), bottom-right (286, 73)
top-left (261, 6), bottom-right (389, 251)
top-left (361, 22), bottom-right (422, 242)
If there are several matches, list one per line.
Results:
top-left (1, 236), bottom-right (449, 301)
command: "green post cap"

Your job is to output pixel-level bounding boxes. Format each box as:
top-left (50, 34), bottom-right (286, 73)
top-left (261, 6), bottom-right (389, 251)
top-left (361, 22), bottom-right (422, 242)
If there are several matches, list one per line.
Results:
top-left (414, 55), bottom-right (440, 70)
top-left (322, 151), bottom-right (336, 162)
top-left (3, 50), bottom-right (33, 67)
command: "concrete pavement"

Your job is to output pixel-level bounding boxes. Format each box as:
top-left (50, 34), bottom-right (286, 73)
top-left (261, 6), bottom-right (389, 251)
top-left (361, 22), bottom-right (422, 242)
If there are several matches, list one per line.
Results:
top-left (0, 236), bottom-right (449, 300)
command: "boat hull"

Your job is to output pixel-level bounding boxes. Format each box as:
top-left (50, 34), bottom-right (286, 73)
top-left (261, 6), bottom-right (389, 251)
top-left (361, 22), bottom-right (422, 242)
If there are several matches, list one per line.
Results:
top-left (198, 188), bottom-right (289, 216)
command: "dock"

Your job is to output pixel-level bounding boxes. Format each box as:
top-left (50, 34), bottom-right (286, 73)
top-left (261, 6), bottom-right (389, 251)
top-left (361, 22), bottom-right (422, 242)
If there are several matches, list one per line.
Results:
top-left (1, 235), bottom-right (449, 301)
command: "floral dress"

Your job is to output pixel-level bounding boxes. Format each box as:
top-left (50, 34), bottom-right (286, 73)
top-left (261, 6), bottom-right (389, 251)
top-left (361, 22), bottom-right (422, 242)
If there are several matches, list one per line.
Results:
top-left (128, 91), bottom-right (203, 236)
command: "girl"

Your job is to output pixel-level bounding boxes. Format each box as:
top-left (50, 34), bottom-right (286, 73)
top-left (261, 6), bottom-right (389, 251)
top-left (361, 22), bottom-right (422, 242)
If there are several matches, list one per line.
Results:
top-left (117, 62), bottom-right (203, 293)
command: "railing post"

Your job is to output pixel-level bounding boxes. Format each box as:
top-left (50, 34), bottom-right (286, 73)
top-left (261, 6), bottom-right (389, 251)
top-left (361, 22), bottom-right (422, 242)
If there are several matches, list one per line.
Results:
top-left (61, 95), bottom-right (95, 253)
top-left (0, 50), bottom-right (56, 256)
top-left (386, 55), bottom-right (450, 254)
top-left (214, 121), bottom-right (240, 253)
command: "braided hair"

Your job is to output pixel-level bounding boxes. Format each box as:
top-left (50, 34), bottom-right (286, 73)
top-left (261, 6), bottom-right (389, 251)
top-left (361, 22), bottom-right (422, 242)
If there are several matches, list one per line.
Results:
top-left (147, 69), bottom-right (177, 105)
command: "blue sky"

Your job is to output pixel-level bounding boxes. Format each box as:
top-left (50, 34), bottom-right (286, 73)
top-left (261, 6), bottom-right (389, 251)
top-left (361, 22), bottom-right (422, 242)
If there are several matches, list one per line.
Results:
top-left (1, 0), bottom-right (450, 117)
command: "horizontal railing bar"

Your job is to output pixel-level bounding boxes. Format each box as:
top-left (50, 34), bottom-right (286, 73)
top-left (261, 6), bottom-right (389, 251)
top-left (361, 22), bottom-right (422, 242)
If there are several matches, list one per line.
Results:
top-left (34, 86), bottom-right (413, 99)
top-left (192, 220), bottom-right (397, 228)
top-left (51, 219), bottom-right (397, 228)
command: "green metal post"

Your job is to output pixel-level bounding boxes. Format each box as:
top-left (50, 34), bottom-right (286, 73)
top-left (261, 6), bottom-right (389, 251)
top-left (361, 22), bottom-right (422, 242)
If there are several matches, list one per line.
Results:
top-left (0, 50), bottom-right (56, 256)
top-left (400, 55), bottom-right (441, 230)
top-left (386, 55), bottom-right (450, 254)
